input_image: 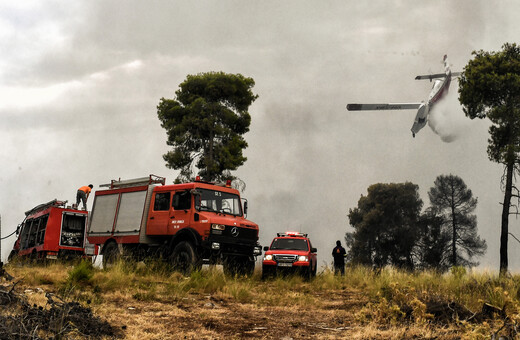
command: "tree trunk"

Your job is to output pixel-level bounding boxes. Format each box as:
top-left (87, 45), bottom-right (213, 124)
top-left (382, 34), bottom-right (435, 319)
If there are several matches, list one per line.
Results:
top-left (206, 130), bottom-right (214, 181)
top-left (500, 162), bottom-right (513, 275)
top-left (450, 181), bottom-right (457, 266)
top-left (451, 204), bottom-right (457, 267)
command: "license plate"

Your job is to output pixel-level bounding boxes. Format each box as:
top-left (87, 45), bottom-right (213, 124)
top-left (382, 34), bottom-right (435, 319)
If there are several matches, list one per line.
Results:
top-left (277, 262), bottom-right (292, 267)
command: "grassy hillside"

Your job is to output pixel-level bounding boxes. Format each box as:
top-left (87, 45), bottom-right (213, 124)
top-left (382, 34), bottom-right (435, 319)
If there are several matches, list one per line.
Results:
top-left (2, 261), bottom-right (520, 339)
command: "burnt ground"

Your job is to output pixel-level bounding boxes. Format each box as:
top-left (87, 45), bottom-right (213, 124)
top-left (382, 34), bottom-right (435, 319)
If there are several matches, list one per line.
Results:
top-left (0, 262), bottom-right (120, 339)
top-left (0, 284), bottom-right (122, 339)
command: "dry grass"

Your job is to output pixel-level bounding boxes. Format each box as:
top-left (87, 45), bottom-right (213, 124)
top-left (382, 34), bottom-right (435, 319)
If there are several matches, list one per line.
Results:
top-left (3, 261), bottom-right (520, 339)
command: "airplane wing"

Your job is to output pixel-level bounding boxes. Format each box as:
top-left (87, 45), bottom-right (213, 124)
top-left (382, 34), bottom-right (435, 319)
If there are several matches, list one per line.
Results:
top-left (346, 103), bottom-right (422, 111)
top-left (415, 73), bottom-right (447, 80)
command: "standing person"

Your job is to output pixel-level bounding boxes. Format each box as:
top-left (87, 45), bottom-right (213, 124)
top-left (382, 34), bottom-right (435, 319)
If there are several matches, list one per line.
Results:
top-left (332, 240), bottom-right (346, 276)
top-left (76, 184), bottom-right (93, 210)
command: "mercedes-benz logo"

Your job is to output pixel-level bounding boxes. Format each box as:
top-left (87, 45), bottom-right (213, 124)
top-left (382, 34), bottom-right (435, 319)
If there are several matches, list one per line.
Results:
top-left (230, 227), bottom-right (239, 237)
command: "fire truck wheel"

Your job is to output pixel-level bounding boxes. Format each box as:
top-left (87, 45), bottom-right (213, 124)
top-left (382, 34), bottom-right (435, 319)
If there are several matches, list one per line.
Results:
top-left (171, 241), bottom-right (201, 275)
top-left (224, 256), bottom-right (254, 277)
top-left (102, 242), bottom-right (120, 268)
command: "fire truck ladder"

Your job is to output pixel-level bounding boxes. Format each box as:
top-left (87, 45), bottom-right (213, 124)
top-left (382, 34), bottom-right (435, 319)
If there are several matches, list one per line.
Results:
top-left (24, 199), bottom-right (68, 216)
top-left (99, 174), bottom-right (166, 189)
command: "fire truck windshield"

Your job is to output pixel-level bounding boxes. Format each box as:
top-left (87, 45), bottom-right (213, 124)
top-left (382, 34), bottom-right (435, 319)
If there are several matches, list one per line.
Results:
top-left (270, 238), bottom-right (309, 251)
top-left (197, 189), bottom-right (242, 216)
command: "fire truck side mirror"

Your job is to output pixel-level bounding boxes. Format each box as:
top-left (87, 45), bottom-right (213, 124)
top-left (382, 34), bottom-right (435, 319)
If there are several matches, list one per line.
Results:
top-left (243, 201), bottom-right (248, 215)
top-left (311, 247), bottom-right (317, 253)
top-left (263, 246), bottom-right (269, 251)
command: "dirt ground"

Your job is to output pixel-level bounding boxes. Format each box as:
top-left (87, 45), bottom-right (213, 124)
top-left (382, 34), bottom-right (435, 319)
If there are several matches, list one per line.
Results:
top-left (98, 289), bottom-right (367, 339)
top-left (92, 287), bottom-right (468, 340)
top-left (1, 263), bottom-right (501, 339)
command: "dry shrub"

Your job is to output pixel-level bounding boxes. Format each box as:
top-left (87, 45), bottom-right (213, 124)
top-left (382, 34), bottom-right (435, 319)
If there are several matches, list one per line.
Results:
top-left (356, 297), bottom-right (405, 325)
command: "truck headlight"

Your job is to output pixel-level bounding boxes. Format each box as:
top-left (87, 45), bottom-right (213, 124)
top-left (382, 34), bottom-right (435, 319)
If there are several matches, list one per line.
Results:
top-left (211, 224), bottom-right (225, 230)
top-left (264, 254), bottom-right (273, 261)
top-left (298, 255), bottom-right (308, 262)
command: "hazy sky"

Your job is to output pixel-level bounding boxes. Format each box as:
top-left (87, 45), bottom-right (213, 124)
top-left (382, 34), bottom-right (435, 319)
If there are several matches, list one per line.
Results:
top-left (2, 1), bottom-right (520, 271)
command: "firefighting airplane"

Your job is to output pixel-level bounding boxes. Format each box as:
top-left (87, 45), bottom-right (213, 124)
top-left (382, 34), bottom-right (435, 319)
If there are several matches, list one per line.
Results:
top-left (346, 55), bottom-right (461, 137)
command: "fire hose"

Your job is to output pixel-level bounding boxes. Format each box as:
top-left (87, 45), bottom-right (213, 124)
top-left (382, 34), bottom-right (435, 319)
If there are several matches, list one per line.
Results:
top-left (1, 217), bottom-right (26, 241)
top-left (0, 229), bottom-right (17, 240)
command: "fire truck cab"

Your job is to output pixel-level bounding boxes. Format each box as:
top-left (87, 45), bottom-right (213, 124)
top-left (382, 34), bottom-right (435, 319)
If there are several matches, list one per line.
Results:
top-left (86, 175), bottom-right (261, 276)
top-left (9, 199), bottom-right (88, 261)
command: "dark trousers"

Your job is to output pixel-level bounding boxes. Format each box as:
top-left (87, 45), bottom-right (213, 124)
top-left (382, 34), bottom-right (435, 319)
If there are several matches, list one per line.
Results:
top-left (76, 190), bottom-right (87, 209)
top-left (334, 263), bottom-right (345, 276)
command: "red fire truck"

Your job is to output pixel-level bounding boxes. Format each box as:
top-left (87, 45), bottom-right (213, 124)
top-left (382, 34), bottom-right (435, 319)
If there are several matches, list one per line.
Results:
top-left (9, 199), bottom-right (88, 261)
top-left (85, 175), bottom-right (261, 275)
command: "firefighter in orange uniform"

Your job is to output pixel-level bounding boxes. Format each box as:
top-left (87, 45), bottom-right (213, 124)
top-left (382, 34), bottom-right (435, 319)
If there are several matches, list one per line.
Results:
top-left (76, 184), bottom-right (93, 210)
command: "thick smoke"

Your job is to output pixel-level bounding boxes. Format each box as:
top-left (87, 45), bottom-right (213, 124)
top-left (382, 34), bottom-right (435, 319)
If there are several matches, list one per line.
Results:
top-left (428, 90), bottom-right (467, 143)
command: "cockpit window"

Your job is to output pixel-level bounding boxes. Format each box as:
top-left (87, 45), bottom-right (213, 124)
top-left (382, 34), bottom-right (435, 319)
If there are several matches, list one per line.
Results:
top-left (197, 189), bottom-right (242, 216)
top-left (270, 238), bottom-right (309, 251)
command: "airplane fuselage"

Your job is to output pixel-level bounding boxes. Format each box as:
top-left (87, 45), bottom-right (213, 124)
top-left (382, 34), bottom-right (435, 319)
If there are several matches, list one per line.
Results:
top-left (411, 59), bottom-right (455, 136)
top-left (428, 70), bottom-right (452, 106)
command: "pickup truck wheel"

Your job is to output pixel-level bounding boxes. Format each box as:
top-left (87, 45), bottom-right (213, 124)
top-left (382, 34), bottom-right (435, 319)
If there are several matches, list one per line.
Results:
top-left (302, 266), bottom-right (312, 280)
top-left (102, 242), bottom-right (119, 268)
top-left (261, 266), bottom-right (274, 280)
top-left (171, 241), bottom-right (200, 275)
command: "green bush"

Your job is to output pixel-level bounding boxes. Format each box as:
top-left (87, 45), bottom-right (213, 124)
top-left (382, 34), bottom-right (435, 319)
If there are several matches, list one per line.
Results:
top-left (67, 260), bottom-right (94, 285)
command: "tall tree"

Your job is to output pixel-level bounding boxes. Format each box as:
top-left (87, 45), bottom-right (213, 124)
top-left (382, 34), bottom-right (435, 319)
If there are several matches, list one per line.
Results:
top-left (157, 72), bottom-right (258, 183)
top-left (428, 174), bottom-right (487, 268)
top-left (346, 182), bottom-right (423, 270)
top-left (412, 208), bottom-right (451, 271)
top-left (458, 43), bottom-right (520, 274)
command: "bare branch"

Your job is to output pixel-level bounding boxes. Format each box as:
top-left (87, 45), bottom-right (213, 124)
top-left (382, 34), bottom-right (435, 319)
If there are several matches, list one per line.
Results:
top-left (509, 232), bottom-right (520, 244)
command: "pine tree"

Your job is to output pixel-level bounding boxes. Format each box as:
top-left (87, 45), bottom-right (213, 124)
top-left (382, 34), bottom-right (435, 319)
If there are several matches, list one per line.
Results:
top-left (459, 43), bottom-right (520, 273)
top-left (427, 174), bottom-right (486, 268)
top-left (157, 72), bottom-right (257, 183)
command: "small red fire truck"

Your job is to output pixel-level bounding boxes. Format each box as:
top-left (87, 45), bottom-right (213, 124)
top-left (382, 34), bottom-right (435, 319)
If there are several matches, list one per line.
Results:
top-left (85, 175), bottom-right (261, 275)
top-left (262, 231), bottom-right (317, 279)
top-left (9, 199), bottom-right (88, 261)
